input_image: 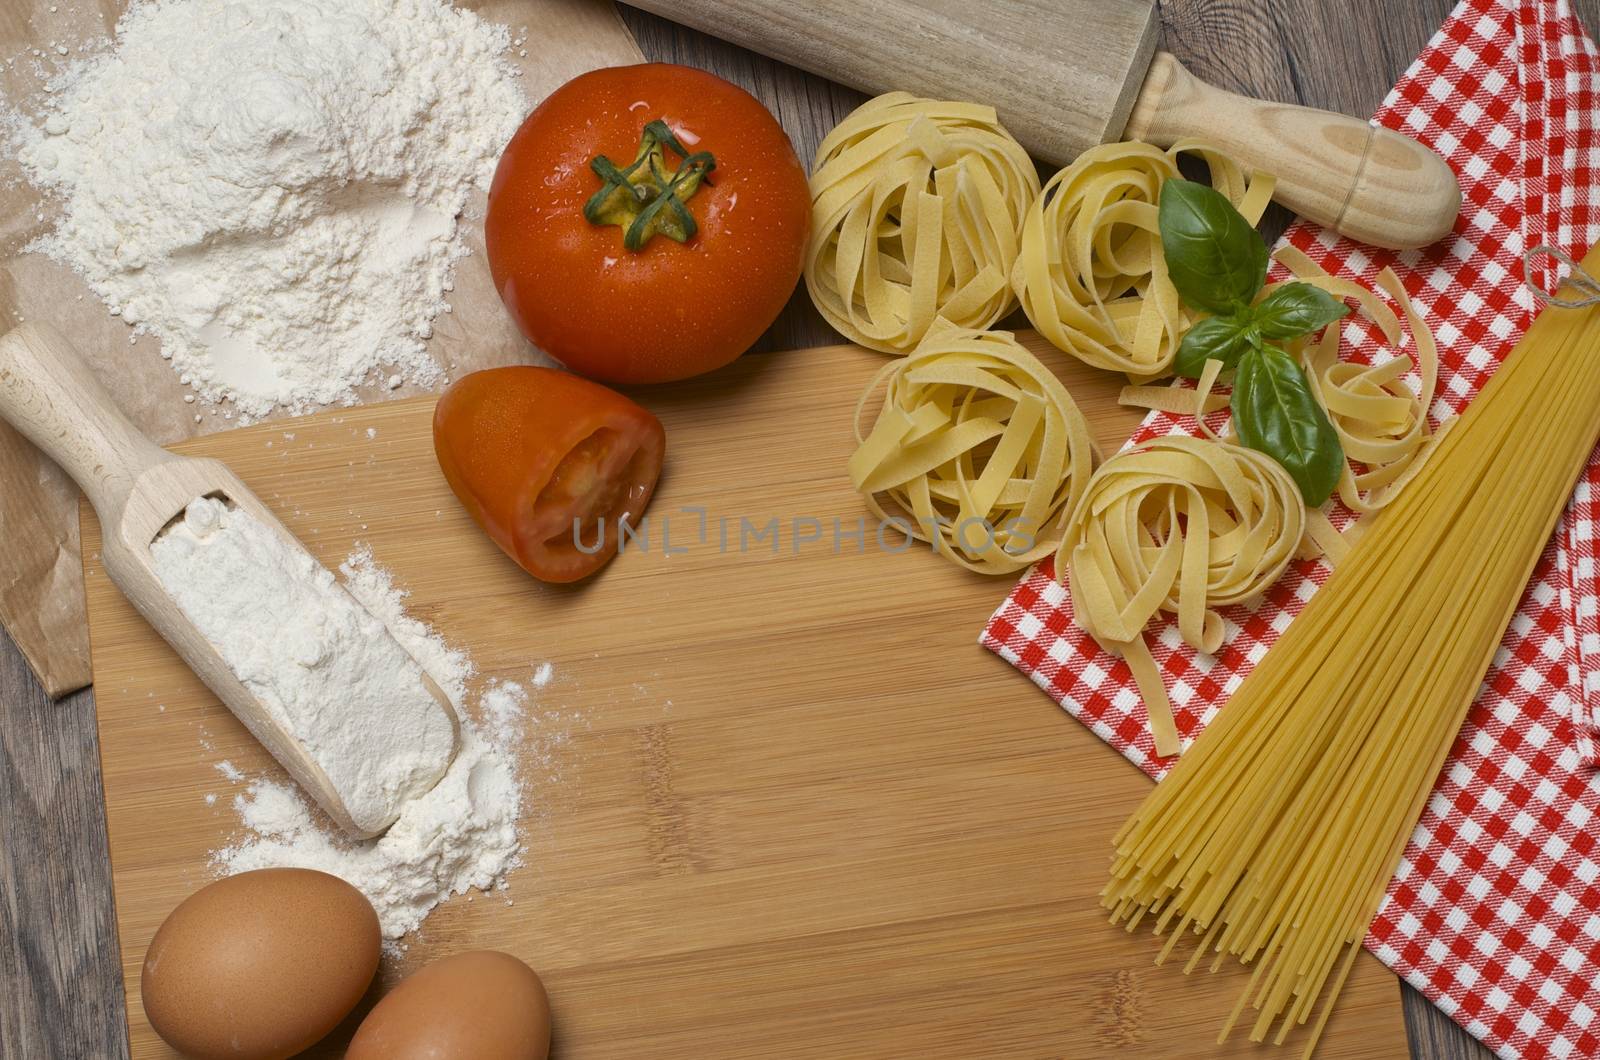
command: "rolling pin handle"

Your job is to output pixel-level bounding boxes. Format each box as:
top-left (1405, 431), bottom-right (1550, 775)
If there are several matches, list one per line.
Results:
top-left (1125, 51), bottom-right (1461, 250)
top-left (0, 323), bottom-right (173, 519)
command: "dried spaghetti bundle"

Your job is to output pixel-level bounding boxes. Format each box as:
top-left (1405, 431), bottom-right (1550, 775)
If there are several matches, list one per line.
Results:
top-left (1104, 243), bottom-right (1600, 1055)
top-left (806, 93), bottom-right (1039, 354)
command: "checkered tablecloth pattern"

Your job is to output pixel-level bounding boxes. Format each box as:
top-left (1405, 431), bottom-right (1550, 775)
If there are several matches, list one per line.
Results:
top-left (981, 1), bottom-right (1600, 1057)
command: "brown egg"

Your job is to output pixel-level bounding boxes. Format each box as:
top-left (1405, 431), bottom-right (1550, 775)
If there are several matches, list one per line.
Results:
top-left (141, 868), bottom-right (379, 1060)
top-left (347, 950), bottom-right (552, 1060)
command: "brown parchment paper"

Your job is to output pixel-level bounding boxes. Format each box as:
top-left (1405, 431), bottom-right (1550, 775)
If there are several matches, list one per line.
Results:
top-left (0, 0), bottom-right (644, 698)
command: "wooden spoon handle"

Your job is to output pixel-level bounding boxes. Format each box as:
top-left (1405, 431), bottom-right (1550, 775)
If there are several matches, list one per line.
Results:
top-left (0, 323), bottom-right (170, 518)
top-left (1125, 52), bottom-right (1461, 249)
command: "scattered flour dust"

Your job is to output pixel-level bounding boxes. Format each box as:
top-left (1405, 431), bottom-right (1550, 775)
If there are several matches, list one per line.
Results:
top-left (212, 547), bottom-right (540, 942)
top-left (10, 0), bottom-right (527, 420)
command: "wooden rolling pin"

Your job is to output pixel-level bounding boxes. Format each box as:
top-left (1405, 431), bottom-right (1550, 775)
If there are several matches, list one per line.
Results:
top-left (630, 0), bottom-right (1461, 249)
top-left (0, 323), bottom-right (459, 838)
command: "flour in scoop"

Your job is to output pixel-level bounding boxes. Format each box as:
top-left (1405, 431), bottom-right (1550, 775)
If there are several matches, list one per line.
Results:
top-left (13, 0), bottom-right (527, 419)
top-left (151, 497), bottom-right (456, 834)
top-left (213, 547), bottom-right (535, 942)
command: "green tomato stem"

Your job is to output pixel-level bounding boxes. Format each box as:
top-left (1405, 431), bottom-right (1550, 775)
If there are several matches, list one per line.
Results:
top-left (583, 119), bottom-right (716, 251)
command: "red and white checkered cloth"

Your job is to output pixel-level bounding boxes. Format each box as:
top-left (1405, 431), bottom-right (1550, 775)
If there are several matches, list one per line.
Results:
top-left (981, 1), bottom-right (1600, 1056)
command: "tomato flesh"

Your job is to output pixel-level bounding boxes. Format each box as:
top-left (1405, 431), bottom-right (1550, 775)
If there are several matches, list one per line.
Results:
top-left (531, 428), bottom-right (656, 557)
top-left (433, 367), bottom-right (665, 583)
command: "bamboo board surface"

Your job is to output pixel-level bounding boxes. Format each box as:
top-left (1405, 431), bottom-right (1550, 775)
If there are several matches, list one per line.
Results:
top-left (81, 332), bottom-right (1409, 1057)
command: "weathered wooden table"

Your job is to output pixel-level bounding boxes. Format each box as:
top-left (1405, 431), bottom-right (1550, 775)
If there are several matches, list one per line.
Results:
top-left (3, 2), bottom-right (1579, 1056)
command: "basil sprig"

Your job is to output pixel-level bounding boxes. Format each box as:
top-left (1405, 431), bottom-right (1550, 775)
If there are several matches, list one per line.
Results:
top-left (1159, 180), bottom-right (1350, 506)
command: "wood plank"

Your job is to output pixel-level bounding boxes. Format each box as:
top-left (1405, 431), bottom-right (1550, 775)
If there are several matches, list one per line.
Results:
top-left (82, 334), bottom-right (1406, 1058)
top-left (0, 665), bottom-right (125, 1057)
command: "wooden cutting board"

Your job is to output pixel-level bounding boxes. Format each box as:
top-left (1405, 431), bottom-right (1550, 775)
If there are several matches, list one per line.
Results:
top-left (81, 332), bottom-right (1409, 1058)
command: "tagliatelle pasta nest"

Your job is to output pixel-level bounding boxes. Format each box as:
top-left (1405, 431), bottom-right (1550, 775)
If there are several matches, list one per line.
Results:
top-left (1061, 435), bottom-right (1304, 756)
top-left (1013, 141), bottom-right (1274, 380)
top-left (806, 93), bottom-right (1040, 354)
top-left (848, 320), bottom-right (1095, 574)
top-left (1274, 247), bottom-right (1451, 515)
top-left (1119, 247), bottom-right (1451, 542)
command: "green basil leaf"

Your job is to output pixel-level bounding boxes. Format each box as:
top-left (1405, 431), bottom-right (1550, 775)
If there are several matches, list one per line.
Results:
top-left (1158, 179), bottom-right (1268, 315)
top-left (1173, 315), bottom-right (1254, 379)
top-left (1231, 344), bottom-right (1345, 506)
top-left (1252, 282), bottom-right (1350, 340)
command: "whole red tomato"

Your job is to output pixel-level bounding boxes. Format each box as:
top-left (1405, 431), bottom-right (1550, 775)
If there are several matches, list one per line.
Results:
top-left (486, 64), bottom-right (810, 384)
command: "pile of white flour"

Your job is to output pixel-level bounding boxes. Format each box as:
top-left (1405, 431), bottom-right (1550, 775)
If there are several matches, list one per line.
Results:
top-left (151, 498), bottom-right (456, 834)
top-left (13, 0), bottom-right (526, 419)
top-left (212, 547), bottom-right (531, 941)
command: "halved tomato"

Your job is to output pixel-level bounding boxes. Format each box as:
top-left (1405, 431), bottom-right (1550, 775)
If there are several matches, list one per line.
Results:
top-left (432, 367), bottom-right (665, 583)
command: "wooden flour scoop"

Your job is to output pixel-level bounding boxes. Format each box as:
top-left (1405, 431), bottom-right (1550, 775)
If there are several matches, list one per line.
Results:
top-left (0, 324), bottom-right (459, 839)
top-left (632, 0), bottom-right (1462, 249)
